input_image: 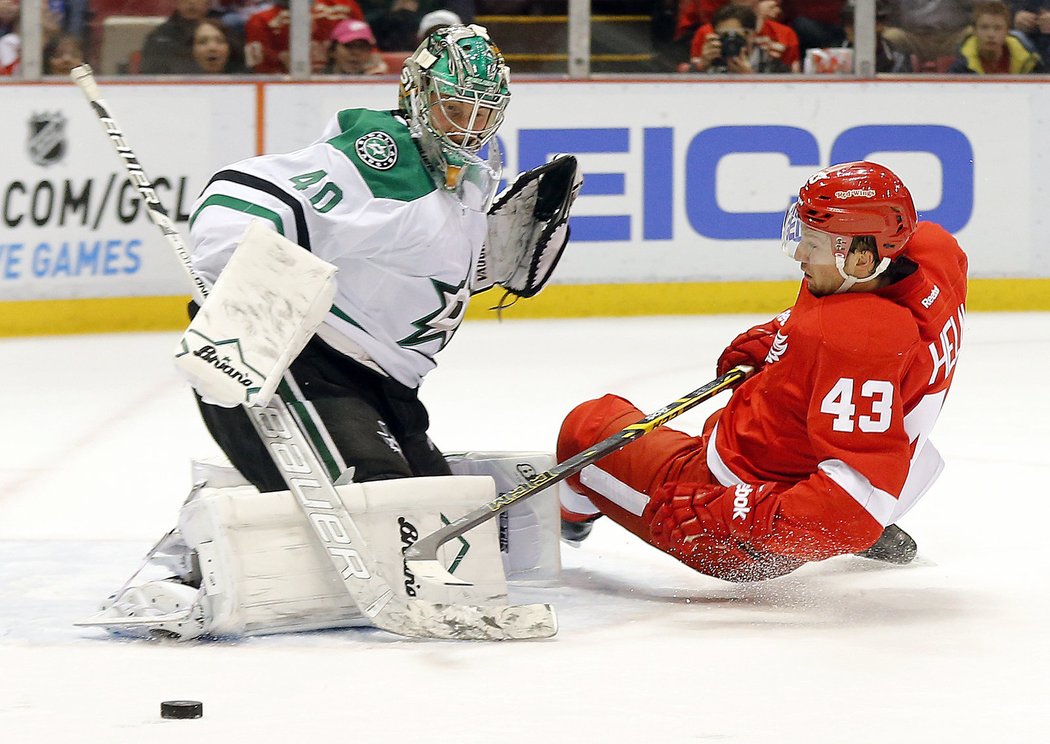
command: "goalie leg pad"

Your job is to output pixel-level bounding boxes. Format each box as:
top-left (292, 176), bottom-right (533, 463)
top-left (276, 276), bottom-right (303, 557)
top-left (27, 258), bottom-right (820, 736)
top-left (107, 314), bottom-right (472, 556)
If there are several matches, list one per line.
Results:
top-left (183, 475), bottom-right (510, 636)
top-left (83, 475), bottom-right (512, 639)
top-left (446, 451), bottom-right (562, 581)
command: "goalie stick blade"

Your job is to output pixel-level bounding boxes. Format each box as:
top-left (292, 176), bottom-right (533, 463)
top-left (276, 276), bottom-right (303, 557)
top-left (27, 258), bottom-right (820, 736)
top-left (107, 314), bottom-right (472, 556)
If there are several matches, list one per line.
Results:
top-left (391, 600), bottom-right (557, 641)
top-left (76, 601), bottom-right (557, 641)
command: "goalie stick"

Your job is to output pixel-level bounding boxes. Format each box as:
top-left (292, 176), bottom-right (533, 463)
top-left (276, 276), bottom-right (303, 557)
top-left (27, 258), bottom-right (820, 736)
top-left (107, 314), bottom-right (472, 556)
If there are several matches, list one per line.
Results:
top-left (406, 365), bottom-right (753, 587)
top-left (71, 64), bottom-right (555, 641)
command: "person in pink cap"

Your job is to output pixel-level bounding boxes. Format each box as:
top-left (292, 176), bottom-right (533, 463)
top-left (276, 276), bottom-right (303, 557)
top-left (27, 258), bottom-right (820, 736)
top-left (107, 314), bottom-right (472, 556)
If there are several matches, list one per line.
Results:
top-left (326, 17), bottom-right (388, 74)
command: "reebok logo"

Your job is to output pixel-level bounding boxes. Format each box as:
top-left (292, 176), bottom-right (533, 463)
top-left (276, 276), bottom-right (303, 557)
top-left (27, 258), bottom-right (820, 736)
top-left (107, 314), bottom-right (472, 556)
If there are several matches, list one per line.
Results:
top-left (732, 483), bottom-right (753, 521)
top-left (921, 284), bottom-right (940, 308)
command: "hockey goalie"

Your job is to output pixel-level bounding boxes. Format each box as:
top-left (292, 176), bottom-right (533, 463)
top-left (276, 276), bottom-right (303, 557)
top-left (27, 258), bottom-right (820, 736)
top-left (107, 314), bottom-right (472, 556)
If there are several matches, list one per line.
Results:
top-left (77, 24), bottom-right (580, 641)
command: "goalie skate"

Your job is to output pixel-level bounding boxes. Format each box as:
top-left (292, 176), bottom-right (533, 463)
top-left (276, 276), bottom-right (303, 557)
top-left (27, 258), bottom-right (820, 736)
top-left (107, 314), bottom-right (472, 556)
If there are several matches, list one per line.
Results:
top-left (77, 580), bottom-right (207, 641)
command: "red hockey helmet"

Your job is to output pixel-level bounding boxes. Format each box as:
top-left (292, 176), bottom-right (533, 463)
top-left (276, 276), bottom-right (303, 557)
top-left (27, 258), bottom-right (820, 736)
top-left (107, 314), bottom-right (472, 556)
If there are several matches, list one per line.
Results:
top-left (794, 161), bottom-right (917, 259)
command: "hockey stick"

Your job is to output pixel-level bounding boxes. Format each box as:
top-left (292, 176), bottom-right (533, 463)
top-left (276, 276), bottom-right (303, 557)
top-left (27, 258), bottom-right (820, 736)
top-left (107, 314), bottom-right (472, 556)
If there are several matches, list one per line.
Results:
top-left (71, 64), bottom-right (555, 641)
top-left (406, 365), bottom-right (752, 586)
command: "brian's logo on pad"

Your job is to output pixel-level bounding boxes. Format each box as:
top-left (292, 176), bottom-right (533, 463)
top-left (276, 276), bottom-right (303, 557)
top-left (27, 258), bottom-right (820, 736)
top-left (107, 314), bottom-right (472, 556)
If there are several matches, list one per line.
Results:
top-left (174, 331), bottom-right (263, 406)
top-left (191, 344), bottom-right (256, 389)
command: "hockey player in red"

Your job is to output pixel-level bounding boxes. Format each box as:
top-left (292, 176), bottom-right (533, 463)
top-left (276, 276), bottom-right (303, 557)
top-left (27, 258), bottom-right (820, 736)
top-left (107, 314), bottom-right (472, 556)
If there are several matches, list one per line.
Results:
top-left (558, 161), bottom-right (967, 581)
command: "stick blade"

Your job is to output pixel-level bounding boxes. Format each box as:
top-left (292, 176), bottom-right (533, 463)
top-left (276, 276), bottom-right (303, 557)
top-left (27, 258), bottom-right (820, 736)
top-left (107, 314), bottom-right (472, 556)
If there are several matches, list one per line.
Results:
top-left (391, 600), bottom-right (558, 641)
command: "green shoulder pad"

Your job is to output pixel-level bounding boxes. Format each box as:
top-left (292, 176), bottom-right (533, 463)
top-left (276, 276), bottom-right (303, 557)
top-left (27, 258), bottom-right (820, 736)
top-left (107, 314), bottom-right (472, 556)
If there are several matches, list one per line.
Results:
top-left (327, 109), bottom-right (435, 202)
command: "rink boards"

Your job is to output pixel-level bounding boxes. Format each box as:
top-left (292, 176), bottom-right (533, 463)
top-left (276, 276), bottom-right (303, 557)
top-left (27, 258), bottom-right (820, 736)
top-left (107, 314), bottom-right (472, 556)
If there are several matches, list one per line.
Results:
top-left (1, 78), bottom-right (1048, 334)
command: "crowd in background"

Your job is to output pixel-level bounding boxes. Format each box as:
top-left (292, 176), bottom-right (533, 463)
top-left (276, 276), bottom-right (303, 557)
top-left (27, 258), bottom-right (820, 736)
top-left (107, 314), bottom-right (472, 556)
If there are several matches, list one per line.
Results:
top-left (1, 0), bottom-right (1049, 77)
top-left (0, 0), bottom-right (468, 76)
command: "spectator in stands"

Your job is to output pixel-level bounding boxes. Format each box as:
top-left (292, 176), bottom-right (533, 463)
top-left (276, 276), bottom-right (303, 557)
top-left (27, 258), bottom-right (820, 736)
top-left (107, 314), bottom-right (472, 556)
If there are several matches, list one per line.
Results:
top-left (417, 8), bottom-right (460, 41)
top-left (371, 0), bottom-right (424, 51)
top-left (690, 2), bottom-right (798, 71)
top-left (676, 0), bottom-right (722, 42)
top-left (0, 0), bottom-right (69, 76)
top-left (689, 3), bottom-right (794, 71)
top-left (213, 1), bottom-right (268, 42)
top-left (44, 31), bottom-right (83, 75)
top-left (245, 0), bottom-right (365, 73)
top-left (783, 0), bottom-right (846, 52)
top-left (682, 0), bottom-right (801, 71)
top-left (1008, 0), bottom-right (1050, 60)
top-left (141, 0), bottom-right (216, 74)
top-left (0, 0), bottom-right (15, 37)
top-left (0, 0), bottom-right (18, 76)
top-left (949, 0), bottom-right (1044, 71)
top-left (192, 17), bottom-right (247, 73)
top-left (324, 17), bottom-right (387, 73)
top-left (43, 0), bottom-right (90, 43)
top-left (881, 0), bottom-right (975, 71)
top-left (836, 0), bottom-right (910, 72)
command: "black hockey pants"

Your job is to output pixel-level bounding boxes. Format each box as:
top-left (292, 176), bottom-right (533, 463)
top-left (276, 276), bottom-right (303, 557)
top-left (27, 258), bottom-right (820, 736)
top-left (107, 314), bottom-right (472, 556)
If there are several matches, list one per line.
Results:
top-left (194, 336), bottom-right (451, 493)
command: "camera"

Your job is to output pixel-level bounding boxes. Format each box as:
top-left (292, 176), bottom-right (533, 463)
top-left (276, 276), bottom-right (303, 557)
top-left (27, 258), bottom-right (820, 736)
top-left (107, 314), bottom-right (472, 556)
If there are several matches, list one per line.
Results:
top-left (718, 30), bottom-right (747, 60)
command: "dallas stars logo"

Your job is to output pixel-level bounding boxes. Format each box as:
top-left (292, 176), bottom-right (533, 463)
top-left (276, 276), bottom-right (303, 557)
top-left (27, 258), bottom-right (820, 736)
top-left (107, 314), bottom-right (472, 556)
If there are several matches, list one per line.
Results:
top-left (354, 131), bottom-right (398, 170)
top-left (398, 278), bottom-right (470, 350)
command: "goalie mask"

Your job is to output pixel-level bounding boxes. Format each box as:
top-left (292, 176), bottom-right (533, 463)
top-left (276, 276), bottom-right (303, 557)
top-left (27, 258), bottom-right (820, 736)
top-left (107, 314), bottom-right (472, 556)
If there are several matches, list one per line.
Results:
top-left (399, 24), bottom-right (510, 206)
top-left (782, 161), bottom-right (917, 293)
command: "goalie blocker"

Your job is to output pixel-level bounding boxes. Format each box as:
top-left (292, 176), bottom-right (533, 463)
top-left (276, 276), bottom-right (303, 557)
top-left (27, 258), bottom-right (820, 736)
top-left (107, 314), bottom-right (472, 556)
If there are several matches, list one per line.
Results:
top-left (79, 452), bottom-right (561, 640)
top-left (174, 220), bottom-right (338, 408)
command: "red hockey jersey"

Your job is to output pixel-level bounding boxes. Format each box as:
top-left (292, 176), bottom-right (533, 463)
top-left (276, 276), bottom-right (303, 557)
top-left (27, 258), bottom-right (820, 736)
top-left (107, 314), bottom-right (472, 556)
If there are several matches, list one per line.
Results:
top-left (708, 222), bottom-right (968, 560)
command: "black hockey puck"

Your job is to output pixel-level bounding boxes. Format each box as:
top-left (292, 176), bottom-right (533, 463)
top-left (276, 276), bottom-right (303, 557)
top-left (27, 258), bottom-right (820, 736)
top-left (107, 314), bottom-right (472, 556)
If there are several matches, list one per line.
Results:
top-left (161, 700), bottom-right (203, 719)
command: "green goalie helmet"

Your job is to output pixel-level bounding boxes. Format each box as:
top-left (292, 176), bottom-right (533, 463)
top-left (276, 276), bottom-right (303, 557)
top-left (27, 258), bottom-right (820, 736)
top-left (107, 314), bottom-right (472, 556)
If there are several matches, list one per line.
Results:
top-left (399, 24), bottom-right (511, 193)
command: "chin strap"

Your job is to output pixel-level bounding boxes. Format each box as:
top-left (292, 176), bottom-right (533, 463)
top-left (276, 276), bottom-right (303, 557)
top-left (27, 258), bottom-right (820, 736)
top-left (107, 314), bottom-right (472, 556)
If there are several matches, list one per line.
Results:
top-left (834, 255), bottom-right (891, 294)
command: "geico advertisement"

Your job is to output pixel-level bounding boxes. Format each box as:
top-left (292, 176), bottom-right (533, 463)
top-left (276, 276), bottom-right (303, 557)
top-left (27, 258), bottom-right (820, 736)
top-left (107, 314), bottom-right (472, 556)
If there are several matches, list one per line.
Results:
top-left (0, 84), bottom-right (256, 300)
top-left (3, 80), bottom-right (1045, 303)
top-left (268, 80), bottom-right (1038, 282)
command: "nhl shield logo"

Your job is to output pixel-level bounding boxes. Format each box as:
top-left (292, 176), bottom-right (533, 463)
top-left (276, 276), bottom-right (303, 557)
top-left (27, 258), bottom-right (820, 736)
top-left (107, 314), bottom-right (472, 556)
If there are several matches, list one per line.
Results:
top-left (28, 112), bottom-right (67, 166)
top-left (354, 131), bottom-right (398, 170)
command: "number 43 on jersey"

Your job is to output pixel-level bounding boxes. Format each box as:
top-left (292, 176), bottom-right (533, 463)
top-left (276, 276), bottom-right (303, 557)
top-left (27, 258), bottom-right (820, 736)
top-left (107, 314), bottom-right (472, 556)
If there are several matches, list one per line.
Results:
top-left (820, 378), bottom-right (894, 433)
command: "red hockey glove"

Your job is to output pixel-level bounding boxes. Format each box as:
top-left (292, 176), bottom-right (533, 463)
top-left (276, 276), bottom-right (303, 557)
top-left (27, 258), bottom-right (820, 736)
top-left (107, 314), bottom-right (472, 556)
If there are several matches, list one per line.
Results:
top-left (715, 309), bottom-right (791, 377)
top-left (645, 481), bottom-right (769, 551)
top-left (644, 480), bottom-right (800, 582)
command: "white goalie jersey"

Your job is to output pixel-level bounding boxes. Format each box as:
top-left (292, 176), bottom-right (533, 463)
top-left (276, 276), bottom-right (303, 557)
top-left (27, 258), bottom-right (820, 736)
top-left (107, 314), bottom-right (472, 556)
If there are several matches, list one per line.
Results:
top-left (189, 108), bottom-right (489, 388)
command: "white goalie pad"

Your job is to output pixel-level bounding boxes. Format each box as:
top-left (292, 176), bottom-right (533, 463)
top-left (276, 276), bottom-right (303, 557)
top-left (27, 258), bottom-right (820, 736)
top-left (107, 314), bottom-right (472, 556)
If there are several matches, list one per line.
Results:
top-left (82, 473), bottom-right (512, 639)
top-left (190, 475), bottom-right (512, 637)
top-left (174, 220), bottom-right (338, 408)
top-left (446, 451), bottom-right (562, 582)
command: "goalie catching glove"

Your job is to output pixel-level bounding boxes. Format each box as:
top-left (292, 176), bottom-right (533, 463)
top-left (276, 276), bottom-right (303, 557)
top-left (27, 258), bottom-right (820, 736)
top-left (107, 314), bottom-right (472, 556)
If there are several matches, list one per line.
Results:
top-left (476, 153), bottom-right (582, 298)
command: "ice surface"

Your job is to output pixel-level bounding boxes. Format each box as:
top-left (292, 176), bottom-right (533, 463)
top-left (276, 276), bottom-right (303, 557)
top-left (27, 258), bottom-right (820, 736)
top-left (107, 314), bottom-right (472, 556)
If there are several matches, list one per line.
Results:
top-left (1, 314), bottom-right (1047, 742)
